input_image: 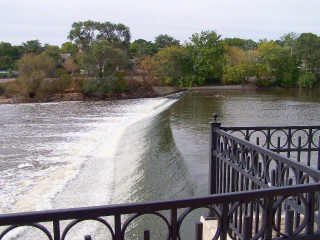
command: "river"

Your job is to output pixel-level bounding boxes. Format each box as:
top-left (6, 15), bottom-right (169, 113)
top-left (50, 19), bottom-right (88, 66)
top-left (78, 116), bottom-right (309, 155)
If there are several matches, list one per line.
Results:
top-left (0, 89), bottom-right (319, 239)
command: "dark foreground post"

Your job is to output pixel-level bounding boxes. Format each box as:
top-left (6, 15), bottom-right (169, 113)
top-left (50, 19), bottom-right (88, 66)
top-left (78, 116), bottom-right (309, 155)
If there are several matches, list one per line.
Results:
top-left (209, 113), bottom-right (221, 195)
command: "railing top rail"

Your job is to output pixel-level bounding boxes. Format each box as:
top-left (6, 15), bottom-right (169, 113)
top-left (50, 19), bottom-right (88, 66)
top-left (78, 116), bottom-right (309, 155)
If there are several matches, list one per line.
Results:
top-left (220, 125), bottom-right (320, 131)
top-left (0, 184), bottom-right (319, 226)
top-left (215, 128), bottom-right (320, 180)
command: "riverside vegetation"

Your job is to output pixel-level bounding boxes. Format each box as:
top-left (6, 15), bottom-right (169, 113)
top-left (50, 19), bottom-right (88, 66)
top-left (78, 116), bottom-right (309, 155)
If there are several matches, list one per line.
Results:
top-left (0, 21), bottom-right (320, 102)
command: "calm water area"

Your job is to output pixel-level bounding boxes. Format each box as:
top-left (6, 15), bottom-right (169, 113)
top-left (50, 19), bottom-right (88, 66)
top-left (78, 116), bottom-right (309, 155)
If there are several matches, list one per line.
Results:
top-left (0, 89), bottom-right (319, 239)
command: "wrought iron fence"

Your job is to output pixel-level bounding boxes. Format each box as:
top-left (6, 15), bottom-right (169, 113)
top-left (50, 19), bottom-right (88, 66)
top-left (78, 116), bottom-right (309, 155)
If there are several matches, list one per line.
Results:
top-left (220, 125), bottom-right (320, 170)
top-left (208, 117), bottom-right (320, 239)
top-left (0, 184), bottom-right (320, 240)
top-left (1, 116), bottom-right (320, 240)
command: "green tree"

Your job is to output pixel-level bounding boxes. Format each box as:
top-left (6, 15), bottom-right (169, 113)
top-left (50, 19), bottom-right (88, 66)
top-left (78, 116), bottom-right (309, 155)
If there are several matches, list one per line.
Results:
top-left (154, 34), bottom-right (180, 49)
top-left (42, 45), bottom-right (62, 67)
top-left (0, 42), bottom-right (21, 70)
top-left (97, 22), bottom-right (131, 50)
top-left (224, 38), bottom-right (257, 50)
top-left (22, 40), bottom-right (43, 54)
top-left (295, 33), bottom-right (320, 72)
top-left (187, 30), bottom-right (225, 84)
top-left (153, 46), bottom-right (193, 86)
top-left (17, 54), bottom-right (56, 97)
top-left (68, 20), bottom-right (131, 50)
top-left (61, 42), bottom-right (78, 55)
top-left (129, 39), bottom-right (157, 58)
top-left (81, 40), bottom-right (128, 78)
top-left (258, 40), bottom-right (299, 87)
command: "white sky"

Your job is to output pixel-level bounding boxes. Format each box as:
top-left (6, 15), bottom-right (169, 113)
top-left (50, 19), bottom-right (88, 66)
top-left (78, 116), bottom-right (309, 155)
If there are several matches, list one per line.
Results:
top-left (1, 0), bottom-right (320, 46)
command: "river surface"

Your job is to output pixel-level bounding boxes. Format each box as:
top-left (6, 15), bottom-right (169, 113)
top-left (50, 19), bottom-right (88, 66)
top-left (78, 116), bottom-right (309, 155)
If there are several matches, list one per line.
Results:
top-left (0, 89), bottom-right (319, 239)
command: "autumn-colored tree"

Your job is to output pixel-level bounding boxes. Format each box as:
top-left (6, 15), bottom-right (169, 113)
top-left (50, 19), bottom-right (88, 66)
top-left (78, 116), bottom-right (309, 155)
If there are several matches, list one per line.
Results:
top-left (17, 54), bottom-right (56, 97)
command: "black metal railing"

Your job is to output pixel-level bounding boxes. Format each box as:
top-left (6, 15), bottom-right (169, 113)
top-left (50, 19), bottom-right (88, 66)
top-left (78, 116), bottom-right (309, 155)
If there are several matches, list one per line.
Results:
top-left (220, 125), bottom-right (320, 169)
top-left (1, 116), bottom-right (320, 240)
top-left (209, 126), bottom-right (320, 195)
top-left (209, 118), bottom-right (320, 239)
top-left (0, 184), bottom-right (320, 240)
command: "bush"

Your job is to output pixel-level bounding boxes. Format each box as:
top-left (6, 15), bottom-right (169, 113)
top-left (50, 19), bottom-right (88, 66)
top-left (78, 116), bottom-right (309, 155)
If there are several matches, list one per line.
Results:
top-left (298, 72), bottom-right (316, 88)
top-left (81, 75), bottom-right (117, 96)
top-left (17, 54), bottom-right (56, 97)
top-left (113, 72), bottom-right (128, 93)
top-left (222, 64), bottom-right (247, 84)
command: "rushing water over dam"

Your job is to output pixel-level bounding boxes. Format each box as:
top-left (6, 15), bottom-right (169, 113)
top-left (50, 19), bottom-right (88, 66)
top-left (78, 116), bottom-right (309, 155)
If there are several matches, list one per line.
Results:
top-left (1, 89), bottom-right (320, 239)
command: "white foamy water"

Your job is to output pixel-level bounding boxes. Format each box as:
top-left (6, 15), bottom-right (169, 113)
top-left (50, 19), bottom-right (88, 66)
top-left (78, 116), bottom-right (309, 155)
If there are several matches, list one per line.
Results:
top-left (0, 97), bottom-right (177, 239)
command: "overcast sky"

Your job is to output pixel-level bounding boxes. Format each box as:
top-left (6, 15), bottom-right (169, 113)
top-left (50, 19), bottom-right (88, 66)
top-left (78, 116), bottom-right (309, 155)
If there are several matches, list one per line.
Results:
top-left (1, 0), bottom-right (320, 46)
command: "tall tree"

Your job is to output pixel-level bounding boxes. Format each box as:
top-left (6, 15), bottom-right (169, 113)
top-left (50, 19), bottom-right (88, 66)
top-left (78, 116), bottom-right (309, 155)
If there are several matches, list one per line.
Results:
top-left (129, 39), bottom-right (157, 58)
top-left (154, 34), bottom-right (180, 49)
top-left (187, 30), bottom-right (225, 84)
top-left (61, 41), bottom-right (78, 55)
top-left (42, 45), bottom-right (62, 67)
top-left (295, 33), bottom-right (320, 72)
top-left (68, 20), bottom-right (131, 50)
top-left (81, 40), bottom-right (128, 78)
top-left (22, 40), bottom-right (43, 54)
top-left (224, 38), bottom-right (257, 50)
top-left (0, 42), bottom-right (21, 69)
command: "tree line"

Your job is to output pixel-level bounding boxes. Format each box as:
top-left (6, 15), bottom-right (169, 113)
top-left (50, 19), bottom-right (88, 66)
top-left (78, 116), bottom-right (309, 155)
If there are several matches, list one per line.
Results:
top-left (0, 20), bottom-right (320, 99)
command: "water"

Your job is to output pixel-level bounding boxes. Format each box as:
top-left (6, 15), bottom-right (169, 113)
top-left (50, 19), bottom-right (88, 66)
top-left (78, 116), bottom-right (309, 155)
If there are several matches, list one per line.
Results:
top-left (1, 89), bottom-right (320, 239)
top-left (169, 89), bottom-right (320, 195)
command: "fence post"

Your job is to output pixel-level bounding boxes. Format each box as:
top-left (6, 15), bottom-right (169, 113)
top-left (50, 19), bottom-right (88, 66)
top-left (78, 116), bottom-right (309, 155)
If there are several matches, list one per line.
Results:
top-left (209, 113), bottom-right (221, 195)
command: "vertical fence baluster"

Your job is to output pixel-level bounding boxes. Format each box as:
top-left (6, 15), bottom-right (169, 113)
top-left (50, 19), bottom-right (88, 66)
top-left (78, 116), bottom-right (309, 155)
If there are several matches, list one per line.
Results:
top-left (239, 202), bottom-right (243, 235)
top-left (171, 208), bottom-right (178, 240)
top-left (287, 128), bottom-right (292, 159)
top-left (53, 220), bottom-right (60, 240)
top-left (255, 201), bottom-right (260, 235)
top-left (306, 192), bottom-right (315, 235)
top-left (144, 230), bottom-right (150, 240)
top-left (308, 128), bottom-right (312, 167)
top-left (223, 162), bottom-right (227, 193)
top-left (271, 170), bottom-right (276, 186)
top-left (226, 165), bottom-right (230, 193)
top-left (243, 216), bottom-right (253, 239)
top-left (258, 162), bottom-right (262, 179)
top-left (264, 197), bottom-right (274, 240)
top-left (277, 136), bottom-right (281, 154)
top-left (285, 210), bottom-right (294, 236)
top-left (221, 203), bottom-right (229, 240)
top-left (195, 222), bottom-right (203, 240)
top-left (115, 214), bottom-right (122, 240)
top-left (267, 129), bottom-right (271, 150)
top-left (297, 136), bottom-right (302, 163)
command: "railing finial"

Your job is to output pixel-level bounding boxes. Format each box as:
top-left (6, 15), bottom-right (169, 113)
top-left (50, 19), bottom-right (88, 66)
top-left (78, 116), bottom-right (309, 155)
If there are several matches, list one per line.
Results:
top-left (213, 113), bottom-right (218, 123)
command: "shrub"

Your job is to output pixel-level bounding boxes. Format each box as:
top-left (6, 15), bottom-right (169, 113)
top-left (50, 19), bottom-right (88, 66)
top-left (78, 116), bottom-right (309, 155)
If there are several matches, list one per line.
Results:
top-left (113, 72), bottom-right (128, 93)
top-left (17, 54), bottom-right (56, 97)
top-left (81, 75), bottom-right (117, 96)
top-left (222, 64), bottom-right (247, 85)
top-left (298, 72), bottom-right (316, 88)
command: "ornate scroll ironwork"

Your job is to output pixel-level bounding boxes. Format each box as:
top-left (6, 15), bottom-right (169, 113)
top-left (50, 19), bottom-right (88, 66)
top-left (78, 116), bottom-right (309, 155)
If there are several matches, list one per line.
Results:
top-left (0, 184), bottom-right (319, 240)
